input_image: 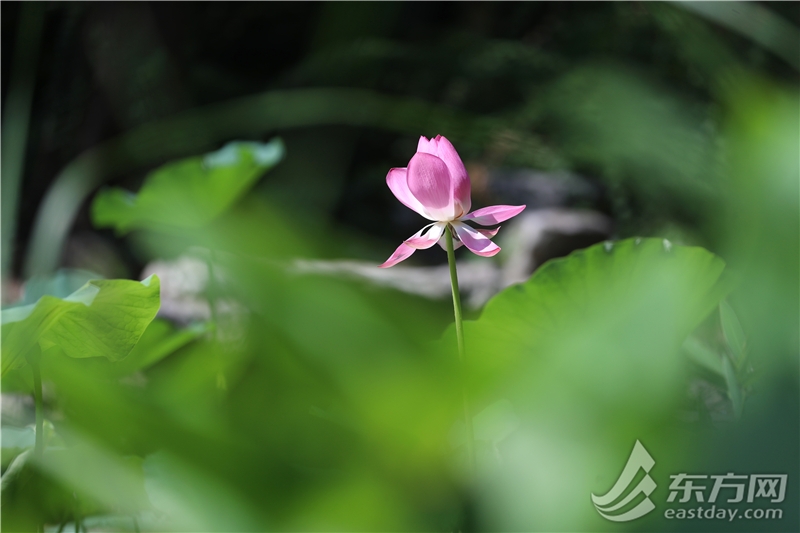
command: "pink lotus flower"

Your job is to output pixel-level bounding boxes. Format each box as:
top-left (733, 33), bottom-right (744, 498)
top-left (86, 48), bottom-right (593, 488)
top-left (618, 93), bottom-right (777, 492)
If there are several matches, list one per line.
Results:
top-left (380, 135), bottom-right (526, 268)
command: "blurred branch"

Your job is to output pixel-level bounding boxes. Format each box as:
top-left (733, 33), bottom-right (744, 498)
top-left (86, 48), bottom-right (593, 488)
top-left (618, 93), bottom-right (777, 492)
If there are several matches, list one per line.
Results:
top-left (2, 3), bottom-right (45, 281)
top-left (23, 88), bottom-right (559, 277)
top-left (674, 1), bottom-right (800, 71)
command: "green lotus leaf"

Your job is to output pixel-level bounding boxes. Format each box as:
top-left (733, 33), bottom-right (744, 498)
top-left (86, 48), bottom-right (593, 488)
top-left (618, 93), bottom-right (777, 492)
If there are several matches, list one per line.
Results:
top-left (1, 276), bottom-right (161, 376)
top-left (92, 138), bottom-right (284, 234)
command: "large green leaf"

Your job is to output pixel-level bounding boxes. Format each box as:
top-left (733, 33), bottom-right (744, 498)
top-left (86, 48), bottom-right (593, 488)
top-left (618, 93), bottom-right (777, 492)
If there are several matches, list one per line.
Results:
top-left (449, 238), bottom-right (730, 529)
top-left (461, 238), bottom-right (729, 412)
top-left (1, 276), bottom-right (160, 376)
top-left (91, 138), bottom-right (284, 235)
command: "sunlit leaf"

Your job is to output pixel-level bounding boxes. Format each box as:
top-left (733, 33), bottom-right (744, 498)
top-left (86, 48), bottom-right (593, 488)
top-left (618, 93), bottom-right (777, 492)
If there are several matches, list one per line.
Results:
top-left (91, 138), bottom-right (285, 235)
top-left (462, 238), bottom-right (729, 411)
top-left (1, 276), bottom-right (160, 376)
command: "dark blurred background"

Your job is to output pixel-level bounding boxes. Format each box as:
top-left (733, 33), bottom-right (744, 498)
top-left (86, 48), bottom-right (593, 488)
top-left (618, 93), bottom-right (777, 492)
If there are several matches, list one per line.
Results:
top-left (3, 1), bottom-right (797, 281)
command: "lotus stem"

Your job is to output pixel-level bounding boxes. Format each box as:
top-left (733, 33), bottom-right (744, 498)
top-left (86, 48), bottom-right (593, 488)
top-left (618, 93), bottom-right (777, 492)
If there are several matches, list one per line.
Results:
top-left (445, 224), bottom-right (477, 478)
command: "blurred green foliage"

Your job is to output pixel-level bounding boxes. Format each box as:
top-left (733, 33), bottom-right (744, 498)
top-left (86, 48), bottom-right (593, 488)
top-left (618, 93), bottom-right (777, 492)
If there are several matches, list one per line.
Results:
top-left (1, 2), bottom-right (798, 532)
top-left (92, 139), bottom-right (285, 235)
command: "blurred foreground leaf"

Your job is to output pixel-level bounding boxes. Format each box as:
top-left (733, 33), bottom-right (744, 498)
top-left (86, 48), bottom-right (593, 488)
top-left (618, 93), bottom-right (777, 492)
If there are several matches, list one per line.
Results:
top-left (719, 299), bottom-right (746, 367)
top-left (1, 276), bottom-right (160, 376)
top-left (463, 238), bottom-right (729, 529)
top-left (683, 335), bottom-right (725, 377)
top-left (722, 355), bottom-right (744, 419)
top-left (142, 450), bottom-right (261, 531)
top-left (67, 318), bottom-right (210, 381)
top-left (1, 434), bottom-right (152, 528)
top-left (92, 139), bottom-right (284, 235)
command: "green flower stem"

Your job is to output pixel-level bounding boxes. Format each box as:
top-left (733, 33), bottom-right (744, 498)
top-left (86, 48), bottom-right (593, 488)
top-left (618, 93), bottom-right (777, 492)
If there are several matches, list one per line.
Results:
top-left (31, 356), bottom-right (44, 458)
top-left (445, 225), bottom-right (477, 477)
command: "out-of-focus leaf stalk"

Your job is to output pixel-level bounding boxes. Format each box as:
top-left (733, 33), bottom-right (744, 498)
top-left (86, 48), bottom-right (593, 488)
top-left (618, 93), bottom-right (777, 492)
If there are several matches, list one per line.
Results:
top-left (1, 3), bottom-right (44, 281)
top-left (445, 225), bottom-right (477, 479)
top-left (674, 1), bottom-right (800, 71)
